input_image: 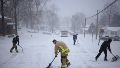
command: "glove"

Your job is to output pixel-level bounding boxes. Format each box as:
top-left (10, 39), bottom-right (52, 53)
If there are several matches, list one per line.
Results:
top-left (55, 52), bottom-right (59, 57)
top-left (55, 55), bottom-right (57, 57)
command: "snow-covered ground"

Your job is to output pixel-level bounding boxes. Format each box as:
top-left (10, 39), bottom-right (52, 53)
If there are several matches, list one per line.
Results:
top-left (0, 29), bottom-right (120, 68)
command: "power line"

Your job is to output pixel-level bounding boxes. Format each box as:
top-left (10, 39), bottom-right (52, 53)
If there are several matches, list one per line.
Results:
top-left (87, 0), bottom-right (118, 20)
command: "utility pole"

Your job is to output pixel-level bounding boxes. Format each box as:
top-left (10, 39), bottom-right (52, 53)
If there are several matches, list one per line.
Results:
top-left (96, 10), bottom-right (99, 39)
top-left (84, 18), bottom-right (86, 38)
top-left (109, 7), bottom-right (111, 26)
top-left (1, 0), bottom-right (5, 36)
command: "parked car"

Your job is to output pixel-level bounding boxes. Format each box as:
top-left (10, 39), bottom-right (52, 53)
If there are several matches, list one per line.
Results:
top-left (100, 36), bottom-right (110, 40)
top-left (61, 31), bottom-right (68, 37)
top-left (112, 36), bottom-right (120, 41)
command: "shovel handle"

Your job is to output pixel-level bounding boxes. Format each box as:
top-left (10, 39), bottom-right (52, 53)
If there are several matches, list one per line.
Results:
top-left (111, 52), bottom-right (115, 57)
top-left (46, 57), bottom-right (56, 68)
top-left (110, 52), bottom-right (118, 59)
top-left (46, 54), bottom-right (59, 68)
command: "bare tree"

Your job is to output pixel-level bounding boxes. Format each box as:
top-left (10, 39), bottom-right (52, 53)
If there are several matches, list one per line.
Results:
top-left (16, 0), bottom-right (50, 30)
top-left (44, 9), bottom-right (59, 33)
top-left (71, 12), bottom-right (86, 33)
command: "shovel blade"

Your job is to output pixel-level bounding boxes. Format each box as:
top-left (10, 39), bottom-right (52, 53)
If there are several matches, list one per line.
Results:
top-left (111, 55), bottom-right (120, 62)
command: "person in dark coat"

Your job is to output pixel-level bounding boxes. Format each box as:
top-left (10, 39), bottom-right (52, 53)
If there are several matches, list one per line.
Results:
top-left (73, 34), bottom-right (78, 45)
top-left (10, 35), bottom-right (19, 53)
top-left (95, 38), bottom-right (112, 61)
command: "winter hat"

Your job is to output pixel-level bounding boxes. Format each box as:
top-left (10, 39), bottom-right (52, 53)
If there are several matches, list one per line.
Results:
top-left (108, 38), bottom-right (112, 42)
top-left (52, 39), bottom-right (57, 43)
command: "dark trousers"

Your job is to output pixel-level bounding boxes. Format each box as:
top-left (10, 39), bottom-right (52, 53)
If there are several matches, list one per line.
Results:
top-left (73, 39), bottom-right (76, 45)
top-left (61, 55), bottom-right (70, 68)
top-left (10, 43), bottom-right (18, 52)
top-left (96, 49), bottom-right (107, 60)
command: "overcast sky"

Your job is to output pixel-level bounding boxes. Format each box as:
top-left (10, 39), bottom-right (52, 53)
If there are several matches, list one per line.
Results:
top-left (49, 0), bottom-right (114, 18)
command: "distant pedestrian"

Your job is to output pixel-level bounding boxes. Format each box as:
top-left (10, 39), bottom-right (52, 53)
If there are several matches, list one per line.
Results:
top-left (95, 38), bottom-right (112, 61)
top-left (10, 35), bottom-right (19, 53)
top-left (73, 34), bottom-right (78, 45)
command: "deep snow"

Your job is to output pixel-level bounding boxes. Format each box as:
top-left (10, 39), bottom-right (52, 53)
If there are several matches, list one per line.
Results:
top-left (0, 29), bottom-right (120, 68)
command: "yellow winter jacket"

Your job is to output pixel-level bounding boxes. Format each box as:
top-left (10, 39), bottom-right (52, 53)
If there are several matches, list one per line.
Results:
top-left (54, 41), bottom-right (70, 56)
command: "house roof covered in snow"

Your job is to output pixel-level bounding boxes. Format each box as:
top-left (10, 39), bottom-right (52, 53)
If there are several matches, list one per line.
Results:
top-left (0, 15), bottom-right (12, 23)
top-left (7, 22), bottom-right (15, 25)
top-left (0, 15), bottom-right (12, 20)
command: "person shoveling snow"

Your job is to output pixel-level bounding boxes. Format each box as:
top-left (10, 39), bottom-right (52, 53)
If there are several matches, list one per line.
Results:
top-left (95, 39), bottom-right (112, 61)
top-left (10, 35), bottom-right (19, 53)
top-left (47, 39), bottom-right (71, 68)
top-left (95, 38), bottom-right (120, 62)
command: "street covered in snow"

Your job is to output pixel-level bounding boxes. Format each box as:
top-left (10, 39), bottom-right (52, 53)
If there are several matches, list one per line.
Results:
top-left (0, 29), bottom-right (120, 68)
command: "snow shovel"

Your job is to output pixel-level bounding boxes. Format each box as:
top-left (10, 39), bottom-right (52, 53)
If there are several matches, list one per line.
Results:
top-left (46, 56), bottom-right (57, 68)
top-left (18, 45), bottom-right (24, 53)
top-left (111, 53), bottom-right (120, 62)
top-left (76, 40), bottom-right (79, 44)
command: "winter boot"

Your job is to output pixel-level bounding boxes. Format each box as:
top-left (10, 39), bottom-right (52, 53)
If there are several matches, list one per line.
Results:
top-left (16, 51), bottom-right (18, 53)
top-left (95, 56), bottom-right (98, 61)
top-left (104, 58), bottom-right (108, 61)
top-left (67, 62), bottom-right (71, 67)
top-left (10, 50), bottom-right (12, 53)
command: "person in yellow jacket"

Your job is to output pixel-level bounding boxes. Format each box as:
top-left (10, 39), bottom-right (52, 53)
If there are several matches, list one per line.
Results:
top-left (52, 39), bottom-right (71, 68)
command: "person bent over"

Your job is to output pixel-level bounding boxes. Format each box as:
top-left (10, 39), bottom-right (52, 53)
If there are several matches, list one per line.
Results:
top-left (10, 35), bottom-right (19, 53)
top-left (52, 39), bottom-right (71, 68)
top-left (95, 39), bottom-right (112, 61)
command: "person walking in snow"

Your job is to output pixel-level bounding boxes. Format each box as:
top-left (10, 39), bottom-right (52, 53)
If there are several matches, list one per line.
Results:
top-left (52, 39), bottom-right (71, 68)
top-left (73, 34), bottom-right (78, 45)
top-left (95, 38), bottom-right (112, 61)
top-left (10, 35), bottom-right (19, 53)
